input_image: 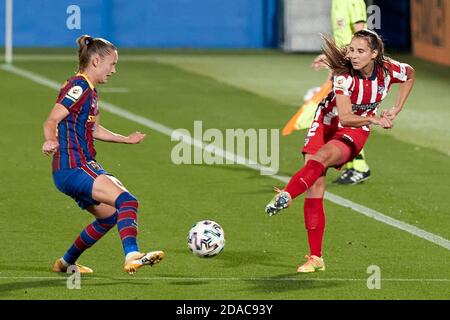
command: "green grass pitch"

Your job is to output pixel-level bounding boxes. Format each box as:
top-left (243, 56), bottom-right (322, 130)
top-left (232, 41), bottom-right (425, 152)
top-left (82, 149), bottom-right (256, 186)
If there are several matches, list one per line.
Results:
top-left (0, 50), bottom-right (449, 300)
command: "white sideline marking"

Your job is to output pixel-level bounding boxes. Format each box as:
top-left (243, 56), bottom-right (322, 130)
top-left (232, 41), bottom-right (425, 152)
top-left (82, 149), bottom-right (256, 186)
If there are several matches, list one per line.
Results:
top-left (0, 54), bottom-right (76, 61)
top-left (2, 64), bottom-right (450, 252)
top-left (0, 276), bottom-right (449, 283)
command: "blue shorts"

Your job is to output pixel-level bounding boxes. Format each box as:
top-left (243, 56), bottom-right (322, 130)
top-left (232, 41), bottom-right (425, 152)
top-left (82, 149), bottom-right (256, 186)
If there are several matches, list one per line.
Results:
top-left (53, 161), bottom-right (110, 210)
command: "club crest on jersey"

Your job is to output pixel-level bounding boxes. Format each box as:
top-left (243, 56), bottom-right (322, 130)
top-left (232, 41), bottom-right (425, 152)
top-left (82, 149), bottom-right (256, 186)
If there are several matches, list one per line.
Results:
top-left (66, 86), bottom-right (83, 101)
top-left (377, 84), bottom-right (385, 94)
top-left (334, 75), bottom-right (346, 90)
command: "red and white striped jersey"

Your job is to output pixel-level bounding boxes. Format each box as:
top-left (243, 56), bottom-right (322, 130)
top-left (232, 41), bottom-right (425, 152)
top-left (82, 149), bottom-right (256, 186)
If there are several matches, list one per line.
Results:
top-left (315, 59), bottom-right (409, 131)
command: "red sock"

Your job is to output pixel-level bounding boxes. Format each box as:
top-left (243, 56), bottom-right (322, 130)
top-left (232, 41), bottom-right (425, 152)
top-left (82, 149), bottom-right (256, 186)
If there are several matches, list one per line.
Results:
top-left (304, 198), bottom-right (325, 257)
top-left (285, 160), bottom-right (325, 199)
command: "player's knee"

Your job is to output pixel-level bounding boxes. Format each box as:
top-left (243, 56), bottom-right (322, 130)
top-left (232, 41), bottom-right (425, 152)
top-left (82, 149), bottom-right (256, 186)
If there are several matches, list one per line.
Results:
top-left (114, 191), bottom-right (139, 210)
top-left (313, 177), bottom-right (326, 190)
top-left (312, 144), bottom-right (342, 167)
top-left (306, 179), bottom-right (326, 198)
top-left (310, 150), bottom-right (331, 167)
top-left (96, 210), bottom-right (118, 226)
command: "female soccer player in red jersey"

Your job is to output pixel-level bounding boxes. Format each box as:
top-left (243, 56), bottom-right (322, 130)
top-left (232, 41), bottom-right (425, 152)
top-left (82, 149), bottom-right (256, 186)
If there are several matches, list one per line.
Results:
top-left (42, 35), bottom-right (164, 275)
top-left (266, 29), bottom-right (415, 272)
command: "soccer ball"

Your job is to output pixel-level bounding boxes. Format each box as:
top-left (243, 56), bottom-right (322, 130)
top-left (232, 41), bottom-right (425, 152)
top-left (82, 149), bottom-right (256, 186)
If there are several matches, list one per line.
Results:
top-left (187, 220), bottom-right (225, 257)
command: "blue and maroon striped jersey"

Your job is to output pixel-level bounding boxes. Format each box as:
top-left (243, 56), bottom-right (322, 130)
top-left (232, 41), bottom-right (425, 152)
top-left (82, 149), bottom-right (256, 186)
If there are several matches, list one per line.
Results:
top-left (52, 74), bottom-right (99, 172)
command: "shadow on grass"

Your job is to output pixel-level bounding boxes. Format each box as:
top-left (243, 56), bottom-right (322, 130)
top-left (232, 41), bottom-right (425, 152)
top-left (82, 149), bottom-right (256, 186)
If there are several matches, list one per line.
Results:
top-left (217, 249), bottom-right (294, 269)
top-left (168, 281), bottom-right (210, 286)
top-left (80, 273), bottom-right (210, 287)
top-left (247, 272), bottom-right (345, 293)
top-left (0, 278), bottom-right (66, 296)
top-left (0, 263), bottom-right (52, 273)
top-left (0, 263), bottom-right (66, 296)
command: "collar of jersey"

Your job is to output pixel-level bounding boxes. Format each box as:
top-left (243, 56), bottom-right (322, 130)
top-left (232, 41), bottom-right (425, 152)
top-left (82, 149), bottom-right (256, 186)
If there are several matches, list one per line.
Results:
top-left (356, 64), bottom-right (378, 81)
top-left (76, 73), bottom-right (95, 90)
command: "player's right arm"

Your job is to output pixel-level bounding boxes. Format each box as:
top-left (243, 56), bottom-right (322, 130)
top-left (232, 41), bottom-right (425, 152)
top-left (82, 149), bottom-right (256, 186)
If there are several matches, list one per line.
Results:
top-left (43, 78), bottom-right (89, 156)
top-left (42, 103), bottom-right (69, 156)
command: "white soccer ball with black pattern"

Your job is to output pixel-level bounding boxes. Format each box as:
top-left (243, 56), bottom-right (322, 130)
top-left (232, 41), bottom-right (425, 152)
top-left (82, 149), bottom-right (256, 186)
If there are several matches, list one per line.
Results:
top-left (187, 220), bottom-right (225, 257)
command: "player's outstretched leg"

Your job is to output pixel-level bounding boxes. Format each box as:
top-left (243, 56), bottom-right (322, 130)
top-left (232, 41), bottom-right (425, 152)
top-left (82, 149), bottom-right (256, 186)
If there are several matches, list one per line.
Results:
top-left (124, 251), bottom-right (165, 275)
top-left (114, 191), bottom-right (165, 274)
top-left (265, 159), bottom-right (325, 216)
top-left (265, 189), bottom-right (292, 216)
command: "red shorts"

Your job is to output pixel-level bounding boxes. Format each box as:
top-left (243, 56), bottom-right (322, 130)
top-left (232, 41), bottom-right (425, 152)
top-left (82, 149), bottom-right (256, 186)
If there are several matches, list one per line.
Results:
top-left (302, 120), bottom-right (370, 163)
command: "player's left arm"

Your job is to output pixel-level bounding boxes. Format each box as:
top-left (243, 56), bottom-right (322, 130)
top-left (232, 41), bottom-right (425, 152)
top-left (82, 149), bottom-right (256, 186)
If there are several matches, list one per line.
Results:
top-left (93, 115), bottom-right (146, 144)
top-left (383, 64), bottom-right (415, 120)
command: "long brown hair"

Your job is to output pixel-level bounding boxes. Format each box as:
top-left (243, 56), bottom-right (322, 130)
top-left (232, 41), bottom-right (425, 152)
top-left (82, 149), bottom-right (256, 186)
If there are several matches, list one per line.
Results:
top-left (76, 35), bottom-right (116, 72)
top-left (322, 29), bottom-right (388, 76)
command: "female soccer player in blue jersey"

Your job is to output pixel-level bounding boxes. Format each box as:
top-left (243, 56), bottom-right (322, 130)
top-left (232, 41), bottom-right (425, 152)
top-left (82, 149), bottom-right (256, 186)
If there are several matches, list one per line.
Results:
top-left (42, 35), bottom-right (164, 275)
top-left (266, 30), bottom-right (415, 273)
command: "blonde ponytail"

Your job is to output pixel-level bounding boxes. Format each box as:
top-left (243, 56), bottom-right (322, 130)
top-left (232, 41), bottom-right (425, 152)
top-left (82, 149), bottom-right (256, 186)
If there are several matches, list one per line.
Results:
top-left (76, 35), bottom-right (116, 72)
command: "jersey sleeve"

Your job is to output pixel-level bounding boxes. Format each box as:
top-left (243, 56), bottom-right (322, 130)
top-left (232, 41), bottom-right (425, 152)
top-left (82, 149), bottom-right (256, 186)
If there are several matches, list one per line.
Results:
top-left (56, 78), bottom-right (90, 110)
top-left (386, 59), bottom-right (409, 84)
top-left (348, 0), bottom-right (367, 25)
top-left (333, 74), bottom-right (354, 96)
